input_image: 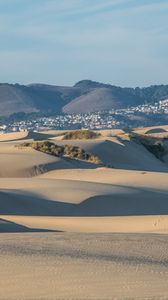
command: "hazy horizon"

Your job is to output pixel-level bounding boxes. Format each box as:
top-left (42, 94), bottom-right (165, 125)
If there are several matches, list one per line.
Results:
top-left (0, 0), bottom-right (168, 87)
top-left (1, 79), bottom-right (168, 89)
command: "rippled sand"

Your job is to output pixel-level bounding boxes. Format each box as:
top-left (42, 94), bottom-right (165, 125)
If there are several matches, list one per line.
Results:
top-left (1, 233), bottom-right (168, 300)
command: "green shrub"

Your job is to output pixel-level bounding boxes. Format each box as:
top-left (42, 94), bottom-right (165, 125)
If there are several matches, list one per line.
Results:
top-left (129, 133), bottom-right (166, 160)
top-left (63, 130), bottom-right (101, 140)
top-left (19, 140), bottom-right (102, 165)
top-left (87, 154), bottom-right (102, 164)
top-left (142, 141), bottom-right (165, 160)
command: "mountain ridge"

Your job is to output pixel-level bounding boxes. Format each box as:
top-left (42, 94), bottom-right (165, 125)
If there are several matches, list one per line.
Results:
top-left (0, 80), bottom-right (168, 116)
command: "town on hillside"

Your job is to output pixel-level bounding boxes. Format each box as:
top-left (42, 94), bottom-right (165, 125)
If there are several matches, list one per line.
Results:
top-left (1, 99), bottom-right (168, 133)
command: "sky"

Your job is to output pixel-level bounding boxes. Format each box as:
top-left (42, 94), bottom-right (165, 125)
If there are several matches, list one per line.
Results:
top-left (0, 0), bottom-right (168, 87)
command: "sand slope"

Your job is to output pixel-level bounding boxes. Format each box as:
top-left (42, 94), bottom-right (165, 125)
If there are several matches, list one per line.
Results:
top-left (0, 143), bottom-right (77, 177)
top-left (134, 124), bottom-right (168, 135)
top-left (54, 136), bottom-right (168, 171)
top-left (1, 130), bottom-right (167, 178)
top-left (2, 215), bottom-right (168, 233)
top-left (0, 131), bottom-right (55, 142)
top-left (0, 218), bottom-right (56, 233)
top-left (39, 167), bottom-right (168, 190)
top-left (1, 175), bottom-right (168, 217)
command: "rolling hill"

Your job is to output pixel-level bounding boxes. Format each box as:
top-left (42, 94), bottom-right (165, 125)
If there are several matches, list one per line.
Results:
top-left (0, 80), bottom-right (168, 116)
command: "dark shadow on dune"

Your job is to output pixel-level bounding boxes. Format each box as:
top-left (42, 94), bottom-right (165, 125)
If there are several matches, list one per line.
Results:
top-left (84, 139), bottom-right (168, 173)
top-left (145, 128), bottom-right (167, 134)
top-left (0, 154), bottom-right (100, 179)
top-left (1, 186), bottom-right (168, 216)
top-left (37, 138), bottom-right (168, 172)
top-left (75, 190), bottom-right (168, 216)
top-left (63, 157), bottom-right (100, 169)
top-left (0, 189), bottom-right (75, 216)
top-left (35, 157), bottom-right (98, 176)
top-left (0, 218), bottom-right (62, 233)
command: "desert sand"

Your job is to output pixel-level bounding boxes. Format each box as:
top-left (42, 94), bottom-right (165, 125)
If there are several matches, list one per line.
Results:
top-left (1, 233), bottom-right (168, 300)
top-left (0, 128), bottom-right (168, 299)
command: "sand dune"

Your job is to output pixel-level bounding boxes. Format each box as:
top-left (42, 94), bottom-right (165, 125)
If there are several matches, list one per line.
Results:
top-left (0, 218), bottom-right (57, 233)
top-left (1, 175), bottom-right (168, 217)
top-left (0, 129), bottom-right (168, 219)
top-left (0, 138), bottom-right (101, 177)
top-left (0, 218), bottom-right (31, 232)
top-left (54, 136), bottom-right (168, 171)
top-left (1, 127), bottom-right (168, 299)
top-left (40, 167), bottom-right (168, 189)
top-left (0, 177), bottom-right (119, 204)
top-left (133, 125), bottom-right (168, 135)
top-left (2, 215), bottom-right (168, 233)
top-left (1, 130), bottom-right (167, 176)
top-left (0, 131), bottom-right (55, 142)
top-left (0, 142), bottom-right (80, 177)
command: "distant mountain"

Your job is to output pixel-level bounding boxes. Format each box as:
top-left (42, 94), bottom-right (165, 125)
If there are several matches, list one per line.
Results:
top-left (0, 80), bottom-right (168, 116)
top-left (0, 83), bottom-right (81, 116)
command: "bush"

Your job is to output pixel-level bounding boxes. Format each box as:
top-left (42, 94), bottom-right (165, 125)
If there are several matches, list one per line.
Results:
top-left (87, 154), bottom-right (102, 164)
top-left (19, 140), bottom-right (102, 165)
top-left (63, 130), bottom-right (101, 140)
top-left (130, 133), bottom-right (166, 160)
top-left (142, 141), bottom-right (165, 160)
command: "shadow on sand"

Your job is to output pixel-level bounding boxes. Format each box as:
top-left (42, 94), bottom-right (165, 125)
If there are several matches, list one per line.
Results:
top-left (145, 128), bottom-right (167, 134)
top-left (1, 187), bottom-right (168, 217)
top-left (0, 218), bottom-right (62, 233)
top-left (87, 139), bottom-right (168, 173)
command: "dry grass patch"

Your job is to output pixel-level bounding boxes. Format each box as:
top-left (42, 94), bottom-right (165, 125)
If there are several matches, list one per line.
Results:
top-left (63, 130), bottom-right (101, 140)
top-left (17, 141), bottom-right (102, 165)
top-left (130, 133), bottom-right (166, 160)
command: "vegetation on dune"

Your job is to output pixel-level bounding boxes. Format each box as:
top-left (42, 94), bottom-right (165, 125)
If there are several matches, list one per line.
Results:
top-left (143, 141), bottom-right (165, 160)
top-left (63, 130), bottom-right (101, 140)
top-left (18, 140), bottom-right (102, 165)
top-left (130, 133), bottom-right (166, 160)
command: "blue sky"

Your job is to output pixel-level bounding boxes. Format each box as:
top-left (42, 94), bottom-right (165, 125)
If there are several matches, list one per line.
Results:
top-left (0, 0), bottom-right (168, 87)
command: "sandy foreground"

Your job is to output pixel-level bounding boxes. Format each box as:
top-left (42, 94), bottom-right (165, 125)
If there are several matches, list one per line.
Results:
top-left (2, 215), bottom-right (168, 233)
top-left (1, 233), bottom-right (168, 299)
top-left (1, 129), bottom-right (168, 299)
